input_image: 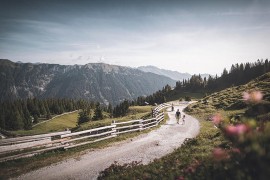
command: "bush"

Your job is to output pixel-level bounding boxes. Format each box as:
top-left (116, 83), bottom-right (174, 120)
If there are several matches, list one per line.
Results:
top-left (185, 96), bottom-right (192, 101)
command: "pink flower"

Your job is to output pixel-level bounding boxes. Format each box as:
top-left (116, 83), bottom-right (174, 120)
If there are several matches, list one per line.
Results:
top-left (212, 148), bottom-right (229, 161)
top-left (243, 92), bottom-right (250, 101)
top-left (251, 91), bottom-right (263, 102)
top-left (177, 176), bottom-right (185, 180)
top-left (212, 113), bottom-right (222, 125)
top-left (243, 91), bottom-right (263, 103)
top-left (225, 124), bottom-right (249, 136)
top-left (225, 125), bottom-right (238, 136)
top-left (235, 124), bottom-right (248, 134)
top-left (231, 148), bottom-right (241, 154)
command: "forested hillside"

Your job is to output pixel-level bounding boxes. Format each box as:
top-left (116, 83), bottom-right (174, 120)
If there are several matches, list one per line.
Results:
top-left (135, 59), bottom-right (270, 105)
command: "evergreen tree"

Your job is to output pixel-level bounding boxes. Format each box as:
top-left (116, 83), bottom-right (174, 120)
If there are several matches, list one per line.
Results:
top-left (107, 103), bottom-right (113, 117)
top-left (113, 100), bottom-right (130, 117)
top-left (77, 110), bottom-right (91, 125)
top-left (12, 109), bottom-right (24, 130)
top-left (23, 103), bottom-right (32, 130)
top-left (33, 114), bottom-right (39, 124)
top-left (93, 103), bottom-right (103, 120)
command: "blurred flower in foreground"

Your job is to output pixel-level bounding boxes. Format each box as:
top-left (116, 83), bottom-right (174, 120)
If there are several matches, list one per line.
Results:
top-left (243, 91), bottom-right (263, 103)
top-left (212, 148), bottom-right (229, 161)
top-left (212, 113), bottom-right (223, 126)
top-left (231, 148), bottom-right (241, 154)
top-left (184, 159), bottom-right (200, 174)
top-left (225, 124), bottom-right (249, 136)
top-left (176, 176), bottom-right (185, 180)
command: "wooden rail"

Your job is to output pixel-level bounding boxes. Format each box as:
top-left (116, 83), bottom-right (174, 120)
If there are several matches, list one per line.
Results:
top-left (0, 103), bottom-right (169, 162)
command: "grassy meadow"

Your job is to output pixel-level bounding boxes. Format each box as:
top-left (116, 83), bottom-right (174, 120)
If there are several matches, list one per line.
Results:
top-left (10, 106), bottom-right (152, 136)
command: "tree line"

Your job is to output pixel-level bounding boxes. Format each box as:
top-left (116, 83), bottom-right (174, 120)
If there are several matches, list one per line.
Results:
top-left (0, 97), bottom-right (131, 131)
top-left (0, 98), bottom-right (97, 130)
top-left (175, 59), bottom-right (270, 92)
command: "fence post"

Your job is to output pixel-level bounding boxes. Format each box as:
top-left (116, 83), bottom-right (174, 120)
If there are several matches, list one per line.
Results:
top-left (111, 120), bottom-right (117, 136)
top-left (139, 119), bottom-right (143, 131)
top-left (162, 112), bottom-right (165, 122)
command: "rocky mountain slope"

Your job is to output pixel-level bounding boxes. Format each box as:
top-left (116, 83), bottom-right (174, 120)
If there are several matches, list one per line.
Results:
top-left (0, 60), bottom-right (175, 105)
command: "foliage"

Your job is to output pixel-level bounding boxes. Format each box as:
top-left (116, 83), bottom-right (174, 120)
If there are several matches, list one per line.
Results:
top-left (77, 109), bottom-right (91, 125)
top-left (113, 100), bottom-right (130, 117)
top-left (184, 96), bottom-right (191, 101)
top-left (134, 85), bottom-right (169, 106)
top-left (184, 90), bottom-right (270, 180)
top-left (93, 102), bottom-right (104, 120)
top-left (174, 59), bottom-right (270, 93)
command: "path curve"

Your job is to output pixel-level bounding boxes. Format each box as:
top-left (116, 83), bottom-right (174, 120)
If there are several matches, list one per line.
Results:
top-left (16, 103), bottom-right (200, 180)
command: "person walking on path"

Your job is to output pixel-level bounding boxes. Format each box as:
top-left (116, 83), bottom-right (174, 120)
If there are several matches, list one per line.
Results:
top-left (171, 103), bottom-right (174, 112)
top-left (175, 109), bottom-right (181, 124)
top-left (182, 115), bottom-right (186, 125)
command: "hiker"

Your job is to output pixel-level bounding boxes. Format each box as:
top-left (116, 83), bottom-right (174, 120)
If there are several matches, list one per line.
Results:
top-left (171, 103), bottom-right (174, 111)
top-left (175, 109), bottom-right (181, 124)
top-left (182, 115), bottom-right (186, 125)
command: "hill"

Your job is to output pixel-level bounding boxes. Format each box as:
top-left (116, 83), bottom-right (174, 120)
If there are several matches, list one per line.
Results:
top-left (0, 60), bottom-right (175, 105)
top-left (185, 72), bottom-right (270, 114)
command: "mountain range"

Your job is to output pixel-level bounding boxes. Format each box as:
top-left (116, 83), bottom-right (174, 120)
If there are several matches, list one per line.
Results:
top-left (138, 65), bottom-right (211, 81)
top-left (0, 60), bottom-right (176, 105)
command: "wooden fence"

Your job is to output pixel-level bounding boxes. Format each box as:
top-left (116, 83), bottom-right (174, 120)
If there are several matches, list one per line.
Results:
top-left (0, 103), bottom-right (170, 162)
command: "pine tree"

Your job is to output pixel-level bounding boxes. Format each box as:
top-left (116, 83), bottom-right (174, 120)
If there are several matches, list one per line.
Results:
top-left (22, 102), bottom-right (32, 130)
top-left (33, 114), bottom-right (39, 124)
top-left (12, 109), bottom-right (24, 130)
top-left (0, 112), bottom-right (5, 129)
top-left (93, 103), bottom-right (103, 120)
top-left (77, 110), bottom-right (91, 125)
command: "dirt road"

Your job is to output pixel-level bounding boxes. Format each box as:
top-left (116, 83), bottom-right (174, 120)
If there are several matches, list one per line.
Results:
top-left (17, 103), bottom-right (200, 180)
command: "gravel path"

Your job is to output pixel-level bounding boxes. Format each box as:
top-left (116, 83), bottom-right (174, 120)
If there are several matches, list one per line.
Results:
top-left (16, 103), bottom-right (200, 180)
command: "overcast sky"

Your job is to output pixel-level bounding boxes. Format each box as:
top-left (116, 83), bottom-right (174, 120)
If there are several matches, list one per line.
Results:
top-left (0, 0), bottom-right (270, 75)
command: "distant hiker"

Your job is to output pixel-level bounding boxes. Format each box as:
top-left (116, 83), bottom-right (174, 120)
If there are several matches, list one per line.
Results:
top-left (182, 115), bottom-right (186, 125)
top-left (171, 103), bottom-right (174, 112)
top-left (175, 109), bottom-right (181, 124)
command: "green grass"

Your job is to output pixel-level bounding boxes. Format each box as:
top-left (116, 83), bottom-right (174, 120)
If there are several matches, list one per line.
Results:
top-left (11, 111), bottom-right (79, 136)
top-left (11, 106), bottom-right (153, 136)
